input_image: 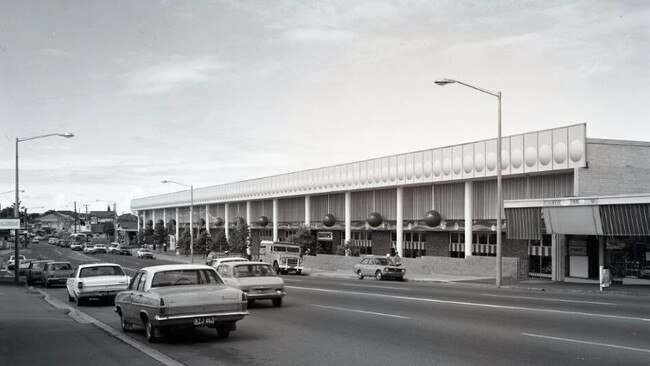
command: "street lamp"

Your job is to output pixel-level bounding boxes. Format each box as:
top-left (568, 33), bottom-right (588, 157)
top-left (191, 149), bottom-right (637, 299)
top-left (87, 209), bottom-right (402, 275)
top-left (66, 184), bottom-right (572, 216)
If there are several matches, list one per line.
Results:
top-left (435, 78), bottom-right (503, 287)
top-left (15, 132), bottom-right (74, 281)
top-left (161, 180), bottom-right (194, 263)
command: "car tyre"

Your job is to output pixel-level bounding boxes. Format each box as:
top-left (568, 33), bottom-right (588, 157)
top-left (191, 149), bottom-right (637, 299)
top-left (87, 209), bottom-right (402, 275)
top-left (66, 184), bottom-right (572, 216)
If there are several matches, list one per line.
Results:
top-left (216, 327), bottom-right (230, 339)
top-left (272, 297), bottom-right (283, 307)
top-left (120, 313), bottom-right (133, 332)
top-left (76, 296), bottom-right (85, 306)
top-left (296, 270), bottom-right (302, 275)
top-left (357, 270), bottom-right (364, 280)
top-left (375, 271), bottom-right (383, 281)
top-left (68, 292), bottom-right (75, 302)
top-left (145, 318), bottom-right (158, 343)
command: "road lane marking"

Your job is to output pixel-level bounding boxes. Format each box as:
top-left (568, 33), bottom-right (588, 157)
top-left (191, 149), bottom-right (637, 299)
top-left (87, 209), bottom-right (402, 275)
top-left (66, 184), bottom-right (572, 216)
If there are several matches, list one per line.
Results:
top-left (55, 250), bottom-right (62, 255)
top-left (480, 293), bottom-right (615, 306)
top-left (311, 304), bottom-right (410, 319)
top-left (339, 283), bottom-right (411, 291)
top-left (522, 333), bottom-right (650, 354)
top-left (286, 286), bottom-right (650, 323)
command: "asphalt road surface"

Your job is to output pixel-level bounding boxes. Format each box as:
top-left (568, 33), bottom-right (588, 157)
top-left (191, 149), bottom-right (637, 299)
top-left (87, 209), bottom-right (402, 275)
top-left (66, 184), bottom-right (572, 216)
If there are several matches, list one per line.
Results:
top-left (6, 242), bottom-right (650, 366)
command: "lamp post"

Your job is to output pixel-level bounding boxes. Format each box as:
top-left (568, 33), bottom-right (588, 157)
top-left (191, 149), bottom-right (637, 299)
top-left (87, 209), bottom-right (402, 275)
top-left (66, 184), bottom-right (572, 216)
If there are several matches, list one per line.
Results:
top-left (434, 78), bottom-right (503, 287)
top-left (162, 180), bottom-right (194, 263)
top-left (15, 132), bottom-right (74, 282)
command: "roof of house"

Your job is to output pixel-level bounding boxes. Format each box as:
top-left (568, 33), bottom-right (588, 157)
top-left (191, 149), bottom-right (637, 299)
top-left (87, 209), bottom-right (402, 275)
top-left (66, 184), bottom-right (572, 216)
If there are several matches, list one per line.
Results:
top-left (90, 211), bottom-right (115, 218)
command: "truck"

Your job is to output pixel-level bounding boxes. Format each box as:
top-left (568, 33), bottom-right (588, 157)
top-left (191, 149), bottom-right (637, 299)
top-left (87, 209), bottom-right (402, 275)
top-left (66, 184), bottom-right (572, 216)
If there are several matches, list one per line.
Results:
top-left (259, 241), bottom-right (303, 275)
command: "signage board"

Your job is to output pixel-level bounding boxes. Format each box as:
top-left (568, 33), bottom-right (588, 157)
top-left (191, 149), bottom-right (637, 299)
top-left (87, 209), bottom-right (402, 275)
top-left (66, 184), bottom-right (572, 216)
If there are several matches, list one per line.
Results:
top-left (317, 231), bottom-right (333, 241)
top-left (568, 239), bottom-right (587, 256)
top-left (0, 219), bottom-right (20, 230)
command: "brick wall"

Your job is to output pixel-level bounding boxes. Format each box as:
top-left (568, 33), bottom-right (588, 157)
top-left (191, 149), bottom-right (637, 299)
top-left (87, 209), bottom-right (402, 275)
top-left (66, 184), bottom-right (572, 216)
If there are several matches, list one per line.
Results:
top-left (577, 139), bottom-right (650, 196)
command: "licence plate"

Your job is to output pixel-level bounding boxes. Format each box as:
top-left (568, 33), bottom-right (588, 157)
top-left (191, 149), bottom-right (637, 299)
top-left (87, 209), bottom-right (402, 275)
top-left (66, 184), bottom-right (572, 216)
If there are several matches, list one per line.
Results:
top-left (100, 291), bottom-right (110, 296)
top-left (193, 317), bottom-right (215, 326)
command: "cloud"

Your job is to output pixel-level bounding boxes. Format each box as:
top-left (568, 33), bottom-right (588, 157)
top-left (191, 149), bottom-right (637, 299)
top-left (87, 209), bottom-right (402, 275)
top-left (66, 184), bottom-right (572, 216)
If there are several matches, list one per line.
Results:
top-left (40, 48), bottom-right (74, 59)
top-left (123, 56), bottom-right (232, 95)
top-left (281, 27), bottom-right (357, 43)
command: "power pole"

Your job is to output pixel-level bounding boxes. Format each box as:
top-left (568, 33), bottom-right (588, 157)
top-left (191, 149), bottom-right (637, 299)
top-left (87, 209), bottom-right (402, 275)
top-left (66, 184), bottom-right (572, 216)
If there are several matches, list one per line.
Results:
top-left (74, 201), bottom-right (77, 233)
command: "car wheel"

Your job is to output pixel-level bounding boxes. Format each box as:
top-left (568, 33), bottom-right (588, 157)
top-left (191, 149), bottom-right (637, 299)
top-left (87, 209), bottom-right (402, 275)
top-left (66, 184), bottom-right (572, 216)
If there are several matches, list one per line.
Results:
top-left (375, 271), bottom-right (383, 281)
top-left (145, 318), bottom-right (158, 343)
top-left (273, 262), bottom-right (280, 274)
top-left (216, 327), bottom-right (230, 339)
top-left (272, 297), bottom-right (283, 307)
top-left (68, 292), bottom-right (75, 302)
top-left (296, 270), bottom-right (302, 275)
top-left (120, 312), bottom-right (133, 332)
top-left (76, 296), bottom-right (85, 306)
top-left (43, 280), bottom-right (49, 288)
top-left (357, 270), bottom-right (364, 280)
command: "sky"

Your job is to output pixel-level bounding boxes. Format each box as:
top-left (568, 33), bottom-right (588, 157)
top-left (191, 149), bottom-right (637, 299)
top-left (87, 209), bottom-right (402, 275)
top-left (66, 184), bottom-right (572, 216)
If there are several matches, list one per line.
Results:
top-left (0, 0), bottom-right (648, 215)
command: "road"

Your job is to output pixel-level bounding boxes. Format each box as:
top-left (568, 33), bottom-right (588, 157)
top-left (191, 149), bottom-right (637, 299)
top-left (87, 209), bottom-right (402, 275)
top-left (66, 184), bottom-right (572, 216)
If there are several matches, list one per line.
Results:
top-left (5, 242), bottom-right (650, 366)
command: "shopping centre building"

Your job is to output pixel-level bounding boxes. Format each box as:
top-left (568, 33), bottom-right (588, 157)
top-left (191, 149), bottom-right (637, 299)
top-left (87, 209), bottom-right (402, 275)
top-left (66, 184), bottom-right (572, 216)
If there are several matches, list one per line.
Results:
top-left (131, 124), bottom-right (650, 283)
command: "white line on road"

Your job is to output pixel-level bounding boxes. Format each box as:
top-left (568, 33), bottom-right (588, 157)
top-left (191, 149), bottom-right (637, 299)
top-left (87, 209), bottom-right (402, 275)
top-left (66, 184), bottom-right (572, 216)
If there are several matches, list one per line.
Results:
top-left (480, 293), bottom-right (615, 306)
top-left (339, 283), bottom-right (411, 291)
top-left (522, 333), bottom-right (650, 354)
top-left (311, 304), bottom-right (410, 319)
top-left (287, 286), bottom-right (650, 323)
top-left (55, 250), bottom-right (62, 255)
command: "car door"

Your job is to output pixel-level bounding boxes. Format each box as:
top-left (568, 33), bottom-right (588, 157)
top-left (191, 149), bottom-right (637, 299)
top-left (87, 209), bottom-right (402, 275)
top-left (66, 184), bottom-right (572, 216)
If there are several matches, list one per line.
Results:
top-left (120, 272), bottom-right (142, 323)
top-left (66, 267), bottom-right (79, 298)
top-left (360, 258), bottom-right (371, 276)
top-left (130, 271), bottom-right (148, 326)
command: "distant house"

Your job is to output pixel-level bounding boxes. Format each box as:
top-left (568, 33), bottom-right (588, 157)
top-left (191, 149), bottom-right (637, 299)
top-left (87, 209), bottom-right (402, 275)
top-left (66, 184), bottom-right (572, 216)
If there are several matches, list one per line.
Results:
top-left (33, 212), bottom-right (75, 232)
top-left (116, 213), bottom-right (138, 245)
top-left (89, 211), bottom-right (116, 235)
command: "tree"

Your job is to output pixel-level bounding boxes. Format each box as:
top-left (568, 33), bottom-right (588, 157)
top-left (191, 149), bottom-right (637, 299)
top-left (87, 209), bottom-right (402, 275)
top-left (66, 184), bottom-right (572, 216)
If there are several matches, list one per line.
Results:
top-left (211, 230), bottom-right (228, 253)
top-left (228, 221), bottom-right (249, 254)
top-left (196, 230), bottom-right (211, 255)
top-left (143, 221), bottom-right (155, 245)
top-left (153, 220), bottom-right (167, 250)
top-left (287, 226), bottom-right (321, 254)
top-left (176, 227), bottom-right (192, 255)
top-left (102, 222), bottom-right (115, 241)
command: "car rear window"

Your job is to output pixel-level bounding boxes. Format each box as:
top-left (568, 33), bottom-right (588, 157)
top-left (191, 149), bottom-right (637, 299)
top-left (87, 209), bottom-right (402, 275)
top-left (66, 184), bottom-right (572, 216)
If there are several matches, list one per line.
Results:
top-left (51, 263), bottom-right (72, 271)
top-left (151, 269), bottom-right (224, 288)
top-left (80, 266), bottom-right (124, 277)
top-left (233, 264), bottom-right (275, 277)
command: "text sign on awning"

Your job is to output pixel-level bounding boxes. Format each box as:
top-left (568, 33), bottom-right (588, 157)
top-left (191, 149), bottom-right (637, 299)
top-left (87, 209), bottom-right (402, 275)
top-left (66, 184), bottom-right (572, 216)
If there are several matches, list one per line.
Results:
top-left (0, 219), bottom-right (20, 229)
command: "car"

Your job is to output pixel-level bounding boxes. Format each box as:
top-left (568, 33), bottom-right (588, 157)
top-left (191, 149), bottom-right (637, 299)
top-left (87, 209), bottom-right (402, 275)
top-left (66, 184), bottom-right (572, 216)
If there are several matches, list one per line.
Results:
top-left (83, 244), bottom-right (96, 254)
top-left (66, 263), bottom-right (131, 306)
top-left (115, 264), bottom-right (249, 342)
top-left (26, 260), bottom-right (53, 285)
top-left (93, 244), bottom-right (108, 253)
top-left (353, 255), bottom-right (406, 281)
top-left (206, 256), bottom-right (248, 267)
top-left (70, 242), bottom-right (84, 251)
top-left (216, 261), bottom-right (285, 307)
top-left (136, 248), bottom-right (155, 259)
top-left (117, 245), bottom-right (133, 255)
top-left (19, 259), bottom-right (36, 276)
top-left (42, 262), bottom-right (74, 288)
top-left (7, 255), bottom-right (26, 270)
top-left (108, 243), bottom-right (120, 254)
top-left (48, 238), bottom-right (59, 245)
top-left (32, 238), bottom-right (39, 243)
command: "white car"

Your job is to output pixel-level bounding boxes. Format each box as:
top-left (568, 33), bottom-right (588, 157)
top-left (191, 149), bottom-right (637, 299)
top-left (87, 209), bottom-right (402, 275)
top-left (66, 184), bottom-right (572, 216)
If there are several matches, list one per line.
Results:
top-left (136, 248), bottom-right (155, 259)
top-left (7, 255), bottom-right (26, 270)
top-left (48, 238), bottom-right (60, 245)
top-left (206, 256), bottom-right (248, 268)
top-left (216, 261), bottom-right (285, 307)
top-left (82, 244), bottom-right (96, 254)
top-left (66, 263), bottom-right (131, 306)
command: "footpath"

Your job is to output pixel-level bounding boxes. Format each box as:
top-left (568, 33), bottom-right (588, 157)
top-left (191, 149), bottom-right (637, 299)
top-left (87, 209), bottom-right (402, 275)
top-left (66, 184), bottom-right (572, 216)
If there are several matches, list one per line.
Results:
top-left (152, 251), bottom-right (650, 297)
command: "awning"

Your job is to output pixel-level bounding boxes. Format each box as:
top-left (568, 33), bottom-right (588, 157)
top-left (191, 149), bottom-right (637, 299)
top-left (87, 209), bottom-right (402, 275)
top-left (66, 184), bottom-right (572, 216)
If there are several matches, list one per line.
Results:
top-left (600, 204), bottom-right (650, 236)
top-left (505, 207), bottom-right (542, 240)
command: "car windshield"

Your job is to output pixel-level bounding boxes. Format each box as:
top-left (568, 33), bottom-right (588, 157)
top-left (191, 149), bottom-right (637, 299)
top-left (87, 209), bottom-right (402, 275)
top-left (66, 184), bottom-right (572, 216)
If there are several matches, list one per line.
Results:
top-left (79, 266), bottom-right (125, 277)
top-left (151, 269), bottom-right (224, 287)
top-left (50, 263), bottom-right (72, 271)
top-left (374, 258), bottom-right (395, 266)
top-left (233, 264), bottom-right (276, 277)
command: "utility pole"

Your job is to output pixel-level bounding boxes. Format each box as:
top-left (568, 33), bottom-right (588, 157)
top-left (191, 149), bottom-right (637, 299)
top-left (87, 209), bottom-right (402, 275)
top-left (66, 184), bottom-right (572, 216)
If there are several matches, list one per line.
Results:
top-left (74, 201), bottom-right (77, 233)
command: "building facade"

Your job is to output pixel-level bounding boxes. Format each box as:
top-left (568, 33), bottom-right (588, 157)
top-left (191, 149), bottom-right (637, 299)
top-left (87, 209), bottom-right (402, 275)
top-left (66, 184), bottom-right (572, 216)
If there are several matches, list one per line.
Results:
top-left (131, 124), bottom-right (650, 282)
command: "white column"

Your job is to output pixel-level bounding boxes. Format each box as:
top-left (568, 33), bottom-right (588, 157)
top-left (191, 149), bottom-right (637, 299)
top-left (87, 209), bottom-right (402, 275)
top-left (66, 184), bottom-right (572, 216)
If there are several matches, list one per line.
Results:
top-left (464, 181), bottom-right (473, 258)
top-left (599, 236), bottom-right (605, 291)
top-left (344, 192), bottom-right (351, 244)
top-left (396, 187), bottom-right (403, 257)
top-left (174, 208), bottom-right (179, 250)
top-left (305, 195), bottom-right (311, 227)
top-left (163, 209), bottom-right (166, 228)
top-left (225, 203), bottom-right (230, 239)
top-left (272, 198), bottom-right (278, 242)
top-left (551, 234), bottom-right (566, 282)
top-left (246, 201), bottom-right (251, 227)
top-left (152, 210), bottom-right (156, 226)
top-left (137, 212), bottom-right (141, 232)
top-left (205, 204), bottom-right (210, 231)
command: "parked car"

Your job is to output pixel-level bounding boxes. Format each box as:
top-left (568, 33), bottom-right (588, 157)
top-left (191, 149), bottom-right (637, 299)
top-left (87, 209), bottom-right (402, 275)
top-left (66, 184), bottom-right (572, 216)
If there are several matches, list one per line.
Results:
top-left (42, 262), bottom-right (74, 288)
top-left (206, 256), bottom-right (248, 267)
top-left (115, 264), bottom-right (249, 342)
top-left (258, 241), bottom-right (303, 274)
top-left (19, 259), bottom-right (36, 276)
top-left (83, 244), bottom-right (96, 254)
top-left (66, 263), bottom-right (131, 306)
top-left (117, 245), bottom-right (133, 255)
top-left (70, 242), bottom-right (84, 251)
top-left (32, 238), bottom-right (39, 244)
top-left (7, 255), bottom-right (26, 270)
top-left (353, 255), bottom-right (405, 281)
top-left (108, 243), bottom-right (120, 254)
top-left (48, 238), bottom-right (59, 245)
top-left (136, 248), bottom-right (155, 259)
top-left (26, 260), bottom-right (53, 285)
top-left (93, 244), bottom-right (108, 254)
top-left (216, 261), bottom-right (285, 307)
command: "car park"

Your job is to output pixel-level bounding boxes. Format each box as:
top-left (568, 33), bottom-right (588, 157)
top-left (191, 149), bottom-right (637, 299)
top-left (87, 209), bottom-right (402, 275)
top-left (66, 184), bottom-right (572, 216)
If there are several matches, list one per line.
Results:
top-left (136, 248), bottom-right (155, 259)
top-left (115, 264), bottom-right (249, 342)
top-left (353, 255), bottom-right (406, 281)
top-left (42, 262), bottom-right (74, 288)
top-left (26, 260), bottom-right (53, 286)
top-left (216, 261), bottom-right (285, 307)
top-left (66, 263), bottom-right (131, 305)
top-left (93, 244), bottom-right (108, 254)
top-left (7, 255), bottom-right (26, 270)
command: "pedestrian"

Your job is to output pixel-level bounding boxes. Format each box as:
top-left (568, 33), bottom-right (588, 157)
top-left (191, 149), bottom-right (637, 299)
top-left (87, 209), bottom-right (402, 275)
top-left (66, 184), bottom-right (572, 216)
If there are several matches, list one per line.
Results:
top-left (246, 244), bottom-right (251, 260)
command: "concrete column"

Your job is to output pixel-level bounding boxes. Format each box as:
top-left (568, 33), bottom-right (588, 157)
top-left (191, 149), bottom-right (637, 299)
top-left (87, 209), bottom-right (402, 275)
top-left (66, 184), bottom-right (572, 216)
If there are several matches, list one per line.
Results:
top-left (137, 212), bottom-right (141, 232)
top-left (143, 211), bottom-right (146, 226)
top-left (305, 195), bottom-right (311, 227)
top-left (174, 208), bottom-right (179, 250)
top-left (396, 187), bottom-right (403, 257)
top-left (551, 234), bottom-right (566, 282)
top-left (272, 198), bottom-right (278, 242)
top-left (163, 209), bottom-right (167, 228)
top-left (344, 192), bottom-right (351, 244)
top-left (464, 181), bottom-right (473, 258)
top-left (205, 204), bottom-right (210, 231)
top-left (246, 201), bottom-right (251, 227)
top-left (152, 210), bottom-right (156, 226)
top-left (225, 203), bottom-right (230, 239)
